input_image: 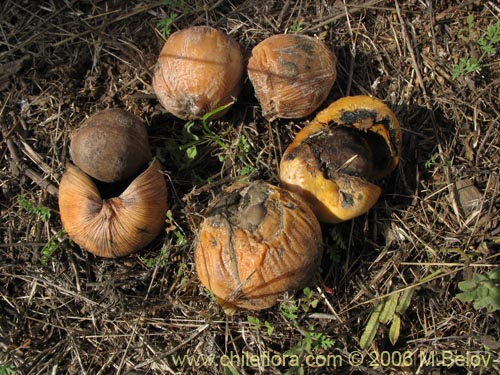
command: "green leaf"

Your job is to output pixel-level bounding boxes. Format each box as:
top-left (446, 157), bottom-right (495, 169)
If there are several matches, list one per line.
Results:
top-left (247, 316), bottom-right (260, 327)
top-left (174, 230), bottom-right (187, 246)
top-left (477, 286), bottom-right (490, 299)
top-left (201, 100), bottom-right (235, 123)
top-left (223, 364), bottom-right (241, 375)
top-left (183, 120), bottom-right (199, 141)
top-left (264, 321), bottom-right (275, 336)
top-left (396, 287), bottom-right (415, 314)
top-left (487, 267), bottom-right (500, 282)
top-left (456, 290), bottom-right (477, 302)
top-left (389, 314), bottom-right (401, 346)
top-left (488, 282), bottom-right (500, 301)
top-left (41, 238), bottom-right (58, 264)
top-left (360, 302), bottom-right (383, 350)
top-left (456, 268), bottom-right (500, 312)
top-left (485, 20), bottom-right (500, 43)
top-left (458, 279), bottom-right (478, 292)
top-left (185, 145), bottom-right (198, 160)
top-left (474, 273), bottom-right (489, 283)
top-left (379, 293), bottom-right (399, 324)
top-left (466, 14), bottom-right (475, 29)
top-left (473, 296), bottom-right (500, 312)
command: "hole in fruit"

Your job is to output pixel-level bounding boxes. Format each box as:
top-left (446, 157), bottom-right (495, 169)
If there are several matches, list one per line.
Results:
top-left (94, 162), bottom-right (150, 200)
top-left (358, 130), bottom-right (393, 178)
top-left (305, 127), bottom-right (374, 180)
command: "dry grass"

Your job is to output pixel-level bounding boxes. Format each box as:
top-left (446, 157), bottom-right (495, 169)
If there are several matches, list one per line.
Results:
top-left (1, 1), bottom-right (499, 374)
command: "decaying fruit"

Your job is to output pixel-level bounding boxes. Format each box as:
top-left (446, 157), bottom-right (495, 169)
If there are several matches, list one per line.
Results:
top-left (280, 95), bottom-right (402, 223)
top-left (195, 180), bottom-right (323, 311)
top-left (247, 33), bottom-right (337, 121)
top-left (58, 159), bottom-right (168, 258)
top-left (152, 26), bottom-right (244, 120)
top-left (70, 108), bottom-right (152, 183)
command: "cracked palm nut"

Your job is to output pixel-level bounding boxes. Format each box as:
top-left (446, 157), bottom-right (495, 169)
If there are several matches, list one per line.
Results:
top-left (279, 95), bottom-right (402, 223)
top-left (152, 26), bottom-right (244, 120)
top-left (247, 33), bottom-right (337, 121)
top-left (69, 108), bottom-right (152, 183)
top-left (58, 159), bottom-right (168, 258)
top-left (195, 180), bottom-right (323, 311)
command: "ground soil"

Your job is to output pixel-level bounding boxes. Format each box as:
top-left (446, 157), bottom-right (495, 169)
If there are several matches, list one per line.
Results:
top-left (1, 1), bottom-right (499, 374)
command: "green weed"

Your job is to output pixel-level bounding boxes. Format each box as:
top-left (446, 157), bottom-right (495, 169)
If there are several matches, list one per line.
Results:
top-left (0, 364), bottom-right (15, 375)
top-left (247, 315), bottom-right (275, 336)
top-left (18, 195), bottom-right (51, 222)
top-left (41, 230), bottom-right (73, 264)
top-left (279, 288), bottom-right (320, 321)
top-left (139, 210), bottom-right (188, 268)
top-left (289, 20), bottom-right (304, 33)
top-left (41, 236), bottom-right (58, 264)
top-left (424, 154), bottom-right (436, 169)
top-left (285, 325), bottom-right (335, 356)
top-left (300, 287), bottom-right (319, 312)
top-left (157, 0), bottom-right (186, 38)
top-left (452, 17), bottom-right (500, 80)
top-left (452, 57), bottom-right (481, 79)
top-left (359, 287), bottom-right (416, 349)
top-left (456, 267), bottom-right (500, 312)
top-left (157, 14), bottom-right (177, 38)
top-left (280, 298), bottom-right (300, 321)
top-left (18, 195), bottom-right (66, 263)
top-left (163, 100), bottom-right (257, 180)
top-left (140, 245), bottom-right (170, 268)
top-left (165, 101), bottom-right (236, 168)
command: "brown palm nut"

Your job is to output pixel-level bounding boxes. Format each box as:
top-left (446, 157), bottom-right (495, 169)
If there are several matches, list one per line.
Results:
top-left (280, 95), bottom-right (402, 223)
top-left (195, 180), bottom-right (323, 311)
top-left (152, 26), bottom-right (244, 120)
top-left (58, 159), bottom-right (168, 258)
top-left (69, 108), bottom-right (152, 183)
top-left (247, 33), bottom-right (337, 121)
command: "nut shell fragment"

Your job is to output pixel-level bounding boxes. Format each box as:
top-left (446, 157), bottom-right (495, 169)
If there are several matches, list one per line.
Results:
top-left (195, 180), bottom-right (323, 311)
top-left (247, 33), bottom-right (337, 121)
top-left (152, 26), bottom-right (244, 120)
top-left (58, 159), bottom-right (168, 258)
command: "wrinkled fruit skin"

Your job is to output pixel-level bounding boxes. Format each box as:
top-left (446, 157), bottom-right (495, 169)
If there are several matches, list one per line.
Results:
top-left (58, 159), bottom-right (168, 258)
top-left (153, 26), bottom-right (244, 120)
top-left (280, 95), bottom-right (402, 223)
top-left (247, 34), bottom-right (336, 121)
top-left (70, 108), bottom-right (152, 183)
top-left (195, 180), bottom-right (323, 311)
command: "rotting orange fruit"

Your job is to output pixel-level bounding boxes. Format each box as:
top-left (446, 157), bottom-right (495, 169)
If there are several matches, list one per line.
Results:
top-left (279, 95), bottom-right (402, 223)
top-left (152, 26), bottom-right (244, 120)
top-left (247, 33), bottom-right (337, 121)
top-left (195, 180), bottom-right (323, 311)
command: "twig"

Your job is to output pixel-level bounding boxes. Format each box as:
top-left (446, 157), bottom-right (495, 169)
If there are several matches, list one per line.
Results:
top-left (2, 124), bottom-right (59, 197)
top-left (277, 0), bottom-right (292, 27)
top-left (134, 323), bottom-right (210, 369)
